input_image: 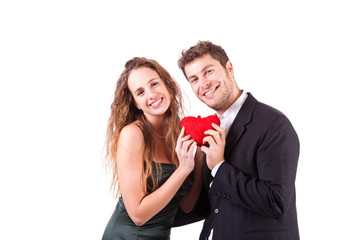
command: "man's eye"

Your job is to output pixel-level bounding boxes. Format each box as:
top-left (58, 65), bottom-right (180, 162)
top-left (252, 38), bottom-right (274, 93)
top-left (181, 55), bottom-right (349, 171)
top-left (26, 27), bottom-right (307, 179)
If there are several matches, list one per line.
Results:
top-left (206, 70), bottom-right (213, 75)
top-left (190, 78), bottom-right (198, 83)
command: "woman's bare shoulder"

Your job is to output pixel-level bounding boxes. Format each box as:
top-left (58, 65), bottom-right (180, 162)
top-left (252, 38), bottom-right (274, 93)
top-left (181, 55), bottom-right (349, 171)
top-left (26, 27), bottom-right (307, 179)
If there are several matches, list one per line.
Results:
top-left (117, 122), bottom-right (145, 166)
top-left (118, 121), bottom-right (144, 149)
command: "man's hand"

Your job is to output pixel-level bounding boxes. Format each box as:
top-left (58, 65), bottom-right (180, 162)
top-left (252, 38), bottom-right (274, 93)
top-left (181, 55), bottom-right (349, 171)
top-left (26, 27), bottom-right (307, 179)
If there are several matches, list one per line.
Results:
top-left (200, 123), bottom-right (225, 170)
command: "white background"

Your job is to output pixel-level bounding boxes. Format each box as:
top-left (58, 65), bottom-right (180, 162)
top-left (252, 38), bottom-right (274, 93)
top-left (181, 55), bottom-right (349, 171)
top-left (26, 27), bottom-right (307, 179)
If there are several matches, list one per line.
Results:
top-left (1, 0), bottom-right (359, 239)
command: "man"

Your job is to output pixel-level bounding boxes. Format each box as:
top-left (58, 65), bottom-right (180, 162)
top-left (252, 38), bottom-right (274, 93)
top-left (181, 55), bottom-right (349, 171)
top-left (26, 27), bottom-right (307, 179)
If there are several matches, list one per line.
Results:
top-left (177, 41), bottom-right (300, 239)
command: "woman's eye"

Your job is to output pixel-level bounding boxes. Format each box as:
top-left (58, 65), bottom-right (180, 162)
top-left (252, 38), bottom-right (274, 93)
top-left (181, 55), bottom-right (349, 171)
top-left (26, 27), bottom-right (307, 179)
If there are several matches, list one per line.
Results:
top-left (151, 82), bottom-right (159, 87)
top-left (137, 90), bottom-right (144, 96)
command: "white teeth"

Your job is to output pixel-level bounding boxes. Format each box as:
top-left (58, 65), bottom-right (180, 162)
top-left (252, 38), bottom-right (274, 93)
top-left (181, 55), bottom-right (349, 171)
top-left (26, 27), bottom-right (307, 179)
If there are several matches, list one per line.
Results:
top-left (204, 88), bottom-right (215, 96)
top-left (151, 98), bottom-right (161, 106)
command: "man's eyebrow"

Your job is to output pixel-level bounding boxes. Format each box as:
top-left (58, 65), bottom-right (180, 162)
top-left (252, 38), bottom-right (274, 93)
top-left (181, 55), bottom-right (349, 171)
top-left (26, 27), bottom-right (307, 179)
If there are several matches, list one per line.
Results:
top-left (187, 64), bottom-right (214, 80)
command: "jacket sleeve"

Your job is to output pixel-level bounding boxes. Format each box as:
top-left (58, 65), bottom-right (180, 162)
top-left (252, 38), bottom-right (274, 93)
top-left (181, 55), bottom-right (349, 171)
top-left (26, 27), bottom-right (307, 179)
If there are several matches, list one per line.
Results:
top-left (210, 115), bottom-right (300, 219)
top-left (172, 183), bottom-right (210, 227)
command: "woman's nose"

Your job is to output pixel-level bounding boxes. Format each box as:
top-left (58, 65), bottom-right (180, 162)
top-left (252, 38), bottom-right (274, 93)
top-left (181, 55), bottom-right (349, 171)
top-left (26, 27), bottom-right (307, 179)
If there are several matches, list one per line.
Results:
top-left (148, 89), bottom-right (157, 98)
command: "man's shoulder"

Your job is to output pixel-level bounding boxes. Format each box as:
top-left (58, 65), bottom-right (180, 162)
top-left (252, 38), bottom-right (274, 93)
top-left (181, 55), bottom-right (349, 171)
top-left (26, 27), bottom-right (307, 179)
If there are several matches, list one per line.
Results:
top-left (245, 93), bottom-right (285, 118)
top-left (256, 101), bottom-right (285, 117)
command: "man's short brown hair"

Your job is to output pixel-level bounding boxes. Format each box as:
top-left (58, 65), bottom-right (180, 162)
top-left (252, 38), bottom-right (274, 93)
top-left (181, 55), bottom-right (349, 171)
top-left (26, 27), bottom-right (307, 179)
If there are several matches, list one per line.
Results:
top-left (178, 41), bottom-right (229, 79)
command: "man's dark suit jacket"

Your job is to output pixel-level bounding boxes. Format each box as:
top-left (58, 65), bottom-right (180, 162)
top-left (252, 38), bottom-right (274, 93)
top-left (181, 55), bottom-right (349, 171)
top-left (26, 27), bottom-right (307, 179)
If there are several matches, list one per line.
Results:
top-left (174, 93), bottom-right (300, 240)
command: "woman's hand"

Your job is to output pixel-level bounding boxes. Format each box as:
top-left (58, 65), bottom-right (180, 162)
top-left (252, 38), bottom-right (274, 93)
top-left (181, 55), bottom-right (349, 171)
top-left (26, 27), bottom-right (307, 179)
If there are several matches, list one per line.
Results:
top-left (175, 127), bottom-right (197, 174)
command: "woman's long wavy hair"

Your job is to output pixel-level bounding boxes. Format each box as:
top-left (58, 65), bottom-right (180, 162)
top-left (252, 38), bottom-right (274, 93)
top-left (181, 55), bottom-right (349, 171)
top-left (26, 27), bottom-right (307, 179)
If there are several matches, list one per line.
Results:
top-left (104, 57), bottom-right (184, 197)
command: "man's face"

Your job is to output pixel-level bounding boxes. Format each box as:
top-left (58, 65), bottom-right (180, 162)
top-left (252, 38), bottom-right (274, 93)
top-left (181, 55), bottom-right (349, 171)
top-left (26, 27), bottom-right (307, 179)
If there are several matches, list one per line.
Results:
top-left (184, 54), bottom-right (237, 115)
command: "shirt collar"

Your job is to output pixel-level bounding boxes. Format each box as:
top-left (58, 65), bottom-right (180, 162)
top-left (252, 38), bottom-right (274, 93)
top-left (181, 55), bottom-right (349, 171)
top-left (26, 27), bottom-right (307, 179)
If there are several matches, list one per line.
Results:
top-left (216, 91), bottom-right (248, 136)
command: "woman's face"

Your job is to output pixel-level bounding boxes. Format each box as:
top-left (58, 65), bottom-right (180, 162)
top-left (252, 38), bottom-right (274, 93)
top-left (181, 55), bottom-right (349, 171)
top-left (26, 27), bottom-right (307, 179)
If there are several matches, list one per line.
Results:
top-left (127, 67), bottom-right (171, 121)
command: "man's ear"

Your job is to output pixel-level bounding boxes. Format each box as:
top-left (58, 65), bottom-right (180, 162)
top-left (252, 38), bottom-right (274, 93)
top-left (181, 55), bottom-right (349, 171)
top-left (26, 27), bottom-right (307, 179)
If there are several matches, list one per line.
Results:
top-left (226, 61), bottom-right (234, 76)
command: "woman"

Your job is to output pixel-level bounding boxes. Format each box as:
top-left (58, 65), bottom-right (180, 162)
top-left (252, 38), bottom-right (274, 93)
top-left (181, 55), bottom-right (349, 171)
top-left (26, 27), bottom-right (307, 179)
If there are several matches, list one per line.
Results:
top-left (102, 57), bottom-right (203, 240)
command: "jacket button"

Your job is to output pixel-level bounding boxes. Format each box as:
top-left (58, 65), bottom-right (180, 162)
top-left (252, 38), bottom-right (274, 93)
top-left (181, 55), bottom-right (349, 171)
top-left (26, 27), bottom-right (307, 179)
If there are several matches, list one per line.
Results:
top-left (214, 208), bottom-right (219, 214)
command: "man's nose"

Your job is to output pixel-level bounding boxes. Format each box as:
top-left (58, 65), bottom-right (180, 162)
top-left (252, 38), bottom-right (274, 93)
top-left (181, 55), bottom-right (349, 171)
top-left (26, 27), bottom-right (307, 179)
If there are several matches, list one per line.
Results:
top-left (200, 78), bottom-right (210, 88)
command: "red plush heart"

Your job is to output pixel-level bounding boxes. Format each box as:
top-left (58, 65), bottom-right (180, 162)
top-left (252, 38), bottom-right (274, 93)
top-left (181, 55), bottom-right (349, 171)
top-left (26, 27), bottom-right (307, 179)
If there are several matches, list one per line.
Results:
top-left (180, 115), bottom-right (220, 146)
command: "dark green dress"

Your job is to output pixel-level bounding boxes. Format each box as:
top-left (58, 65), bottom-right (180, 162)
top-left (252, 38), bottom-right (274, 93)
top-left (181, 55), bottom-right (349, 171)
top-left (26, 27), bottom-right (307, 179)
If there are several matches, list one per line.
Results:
top-left (102, 163), bottom-right (191, 240)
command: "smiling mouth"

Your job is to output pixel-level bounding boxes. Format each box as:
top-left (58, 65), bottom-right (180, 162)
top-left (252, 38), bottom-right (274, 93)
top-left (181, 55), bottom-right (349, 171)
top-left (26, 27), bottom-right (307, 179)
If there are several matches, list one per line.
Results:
top-left (150, 97), bottom-right (163, 107)
top-left (204, 85), bottom-right (219, 96)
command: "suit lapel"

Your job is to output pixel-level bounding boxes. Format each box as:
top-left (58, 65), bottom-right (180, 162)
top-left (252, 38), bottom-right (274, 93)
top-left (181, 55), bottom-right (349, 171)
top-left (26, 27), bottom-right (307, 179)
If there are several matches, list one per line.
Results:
top-left (224, 93), bottom-right (257, 159)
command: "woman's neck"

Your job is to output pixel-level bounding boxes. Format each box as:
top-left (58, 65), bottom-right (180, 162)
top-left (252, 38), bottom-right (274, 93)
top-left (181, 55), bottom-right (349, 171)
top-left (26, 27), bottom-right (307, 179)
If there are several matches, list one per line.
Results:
top-left (145, 116), bottom-right (166, 138)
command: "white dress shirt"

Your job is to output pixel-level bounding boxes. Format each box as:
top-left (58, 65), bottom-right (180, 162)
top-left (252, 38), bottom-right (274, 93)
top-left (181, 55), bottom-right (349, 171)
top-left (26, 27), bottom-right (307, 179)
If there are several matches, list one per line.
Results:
top-left (211, 91), bottom-right (248, 177)
top-left (207, 91), bottom-right (248, 239)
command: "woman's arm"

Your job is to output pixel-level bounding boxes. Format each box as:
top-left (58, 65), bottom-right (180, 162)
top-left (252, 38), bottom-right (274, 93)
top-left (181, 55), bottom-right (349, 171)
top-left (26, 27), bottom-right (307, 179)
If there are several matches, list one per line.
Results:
top-left (179, 146), bottom-right (204, 213)
top-left (117, 124), bottom-right (196, 226)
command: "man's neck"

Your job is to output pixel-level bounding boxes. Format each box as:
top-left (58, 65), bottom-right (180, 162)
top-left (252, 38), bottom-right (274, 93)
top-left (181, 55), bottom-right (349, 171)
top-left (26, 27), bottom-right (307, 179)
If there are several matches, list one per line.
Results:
top-left (217, 89), bottom-right (242, 116)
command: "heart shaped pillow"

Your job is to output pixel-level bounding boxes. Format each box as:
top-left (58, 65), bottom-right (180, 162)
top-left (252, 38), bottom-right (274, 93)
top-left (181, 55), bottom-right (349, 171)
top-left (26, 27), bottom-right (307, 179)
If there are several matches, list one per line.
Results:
top-left (180, 115), bottom-right (220, 146)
